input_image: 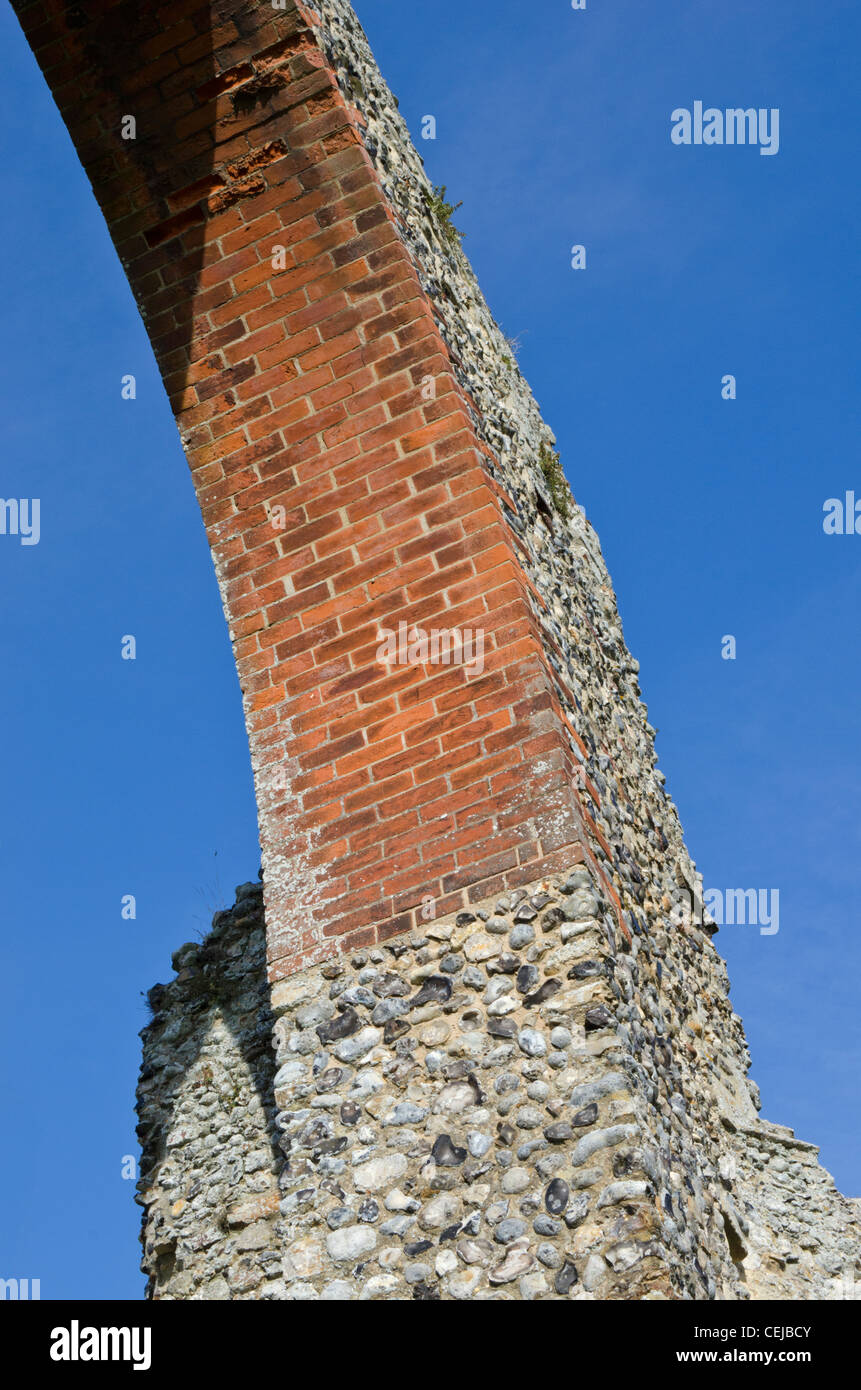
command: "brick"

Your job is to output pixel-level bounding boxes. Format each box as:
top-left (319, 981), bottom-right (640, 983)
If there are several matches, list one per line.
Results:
top-left (17, 0), bottom-right (607, 985)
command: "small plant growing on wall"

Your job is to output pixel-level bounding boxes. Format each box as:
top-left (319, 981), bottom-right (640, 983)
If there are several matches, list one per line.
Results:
top-left (538, 442), bottom-right (571, 520)
top-left (422, 183), bottom-right (464, 247)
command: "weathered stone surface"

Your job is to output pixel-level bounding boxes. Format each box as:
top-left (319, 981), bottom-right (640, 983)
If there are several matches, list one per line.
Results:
top-left (138, 872), bottom-right (861, 1303)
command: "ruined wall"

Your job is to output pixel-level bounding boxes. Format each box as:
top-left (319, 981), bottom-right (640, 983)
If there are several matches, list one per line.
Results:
top-left (136, 883), bottom-right (282, 1299)
top-left (138, 874), bottom-right (860, 1300)
top-left (12, 0), bottom-right (857, 1299)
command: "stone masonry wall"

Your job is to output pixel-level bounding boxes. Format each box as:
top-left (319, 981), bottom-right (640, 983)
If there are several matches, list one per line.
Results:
top-left (14, 0), bottom-right (855, 1299)
top-left (126, 1), bottom-right (861, 1300)
top-left (137, 874), bottom-right (859, 1300)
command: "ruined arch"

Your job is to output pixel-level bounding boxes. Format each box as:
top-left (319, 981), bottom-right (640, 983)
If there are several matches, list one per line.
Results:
top-left (12, 0), bottom-right (596, 984)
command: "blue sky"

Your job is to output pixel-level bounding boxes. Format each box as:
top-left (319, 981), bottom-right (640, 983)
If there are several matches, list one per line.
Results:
top-left (1, 0), bottom-right (858, 1299)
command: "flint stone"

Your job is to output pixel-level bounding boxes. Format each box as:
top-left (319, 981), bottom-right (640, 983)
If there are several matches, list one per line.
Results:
top-left (563, 889), bottom-right (601, 919)
top-left (501, 1167), bottom-right (531, 1194)
top-left (384, 1102), bottom-right (427, 1126)
top-left (486, 916), bottom-right (510, 934)
top-left (509, 923), bottom-right (535, 950)
top-left (494, 1218), bottom-right (528, 1244)
top-left (436, 1081), bottom-right (479, 1114)
top-left (583, 1253), bottom-right (608, 1290)
top-left (353, 1153), bottom-right (408, 1192)
top-left (457, 1238), bottom-right (494, 1266)
top-left (419, 1193), bottom-right (461, 1230)
top-left (524, 979), bottom-right (563, 1008)
top-left (563, 1194), bottom-right (590, 1228)
top-left (431, 1134), bottom-right (467, 1167)
top-left (333, 1027), bottom-right (383, 1062)
top-left (326, 1226), bottom-right (377, 1263)
top-left (516, 964), bottom-right (540, 994)
top-left (597, 1180), bottom-right (651, 1207)
top-left (463, 934), bottom-right (499, 962)
top-left (518, 1028), bottom-right (547, 1057)
top-left (340, 987), bottom-right (376, 1009)
top-left (317, 1008), bottom-right (359, 1045)
top-left (371, 998), bottom-right (409, 1025)
top-left (384, 1019), bottom-right (410, 1045)
top-left (489, 1239), bottom-right (534, 1284)
top-left (545, 1177), bottom-right (570, 1214)
top-left (569, 1073), bottom-right (630, 1109)
top-left (572, 1103), bottom-right (599, 1128)
top-left (544, 1121), bottom-right (572, 1143)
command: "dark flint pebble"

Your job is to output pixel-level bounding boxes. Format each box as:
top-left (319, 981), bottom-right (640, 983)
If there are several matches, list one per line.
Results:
top-left (316, 1007), bottom-right (359, 1045)
top-left (358, 1200), bottom-right (379, 1223)
top-left (555, 1259), bottom-right (579, 1294)
top-left (585, 1005), bottom-right (614, 1031)
top-left (544, 1122), bottom-right (572, 1143)
top-left (460, 1210), bottom-right (481, 1236)
top-left (496, 953), bottom-right (519, 974)
top-left (467, 1073), bottom-right (485, 1104)
top-left (339, 1100), bottom-right (361, 1125)
top-left (542, 907), bottom-right (566, 931)
top-left (412, 1283), bottom-right (440, 1301)
top-left (455, 912), bottom-right (477, 927)
top-left (487, 1017), bottom-right (517, 1038)
top-left (513, 903), bottom-right (538, 923)
top-left (497, 1122), bottom-right (516, 1146)
top-left (516, 964), bottom-right (540, 995)
top-left (383, 1018), bottom-right (411, 1044)
top-left (314, 1136), bottom-right (347, 1158)
top-left (524, 978), bottom-right (562, 1008)
top-left (439, 1222), bottom-right (462, 1242)
top-left (572, 1103), bottom-right (599, 1128)
top-left (568, 959), bottom-right (603, 980)
top-left (404, 1240), bottom-right (432, 1257)
top-left (410, 975), bottom-right (452, 1009)
top-left (545, 1178), bottom-right (569, 1215)
top-left (432, 1134), bottom-right (467, 1167)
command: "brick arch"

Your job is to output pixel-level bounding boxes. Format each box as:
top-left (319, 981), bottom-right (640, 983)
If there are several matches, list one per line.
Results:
top-left (13, 0), bottom-right (600, 982)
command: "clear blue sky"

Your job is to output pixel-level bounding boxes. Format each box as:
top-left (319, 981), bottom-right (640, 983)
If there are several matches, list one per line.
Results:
top-left (1, 0), bottom-right (858, 1299)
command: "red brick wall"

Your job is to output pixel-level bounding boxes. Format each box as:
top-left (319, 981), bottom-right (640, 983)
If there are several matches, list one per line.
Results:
top-left (13, 0), bottom-right (613, 979)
